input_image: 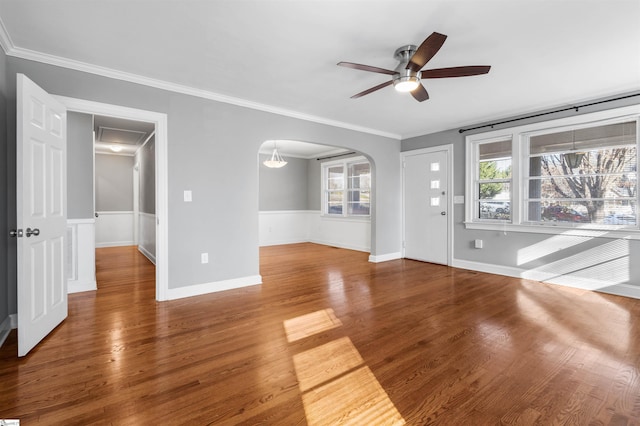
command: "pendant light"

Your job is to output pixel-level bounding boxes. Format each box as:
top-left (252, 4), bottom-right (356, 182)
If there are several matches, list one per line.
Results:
top-left (263, 142), bottom-right (287, 168)
top-left (563, 129), bottom-right (585, 169)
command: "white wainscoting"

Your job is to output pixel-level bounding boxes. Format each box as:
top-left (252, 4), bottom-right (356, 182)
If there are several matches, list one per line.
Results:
top-left (67, 218), bottom-right (97, 293)
top-left (259, 210), bottom-right (371, 253)
top-left (95, 211), bottom-right (134, 248)
top-left (139, 212), bottom-right (156, 264)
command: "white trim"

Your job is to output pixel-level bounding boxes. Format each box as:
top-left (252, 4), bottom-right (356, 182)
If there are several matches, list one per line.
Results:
top-left (138, 245), bottom-right (156, 265)
top-left (368, 252), bottom-right (402, 263)
top-left (464, 221), bottom-right (640, 239)
top-left (166, 275), bottom-right (262, 300)
top-left (96, 241), bottom-right (135, 248)
top-left (0, 316), bottom-right (11, 348)
top-left (67, 218), bottom-right (95, 225)
top-left (96, 210), bottom-right (134, 215)
top-left (0, 16), bottom-right (13, 54)
top-left (10, 313), bottom-right (17, 329)
top-left (452, 258), bottom-right (640, 300)
top-left (0, 36), bottom-right (401, 140)
top-left (54, 96), bottom-right (170, 301)
top-left (308, 238), bottom-right (370, 253)
top-left (401, 144), bottom-right (454, 265)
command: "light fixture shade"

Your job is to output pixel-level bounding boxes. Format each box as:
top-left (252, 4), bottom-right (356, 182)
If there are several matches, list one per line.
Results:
top-left (564, 152), bottom-right (585, 169)
top-left (393, 76), bottom-right (420, 92)
top-left (110, 144), bottom-right (123, 153)
top-left (263, 148), bottom-right (287, 168)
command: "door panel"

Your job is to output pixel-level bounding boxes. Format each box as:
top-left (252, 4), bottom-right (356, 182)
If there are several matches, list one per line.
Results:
top-left (17, 74), bottom-right (68, 357)
top-left (404, 150), bottom-right (449, 265)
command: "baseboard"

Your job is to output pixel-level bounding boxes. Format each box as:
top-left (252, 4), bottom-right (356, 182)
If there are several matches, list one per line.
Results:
top-left (96, 241), bottom-right (135, 248)
top-left (68, 280), bottom-right (98, 294)
top-left (0, 314), bottom-right (17, 349)
top-left (0, 315), bottom-right (11, 348)
top-left (369, 252), bottom-right (402, 263)
top-left (138, 245), bottom-right (156, 265)
top-left (452, 258), bottom-right (640, 300)
top-left (166, 275), bottom-right (262, 300)
top-left (308, 238), bottom-right (370, 253)
top-left (260, 238), bottom-right (309, 247)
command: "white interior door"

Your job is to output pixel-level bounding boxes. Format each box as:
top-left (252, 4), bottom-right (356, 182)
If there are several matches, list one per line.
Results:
top-left (16, 74), bottom-right (68, 357)
top-left (403, 149), bottom-right (449, 265)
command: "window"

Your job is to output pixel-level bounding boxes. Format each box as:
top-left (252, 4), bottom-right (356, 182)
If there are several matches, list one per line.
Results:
top-left (323, 157), bottom-right (371, 216)
top-left (526, 122), bottom-right (637, 226)
top-left (475, 139), bottom-right (512, 221)
top-left (466, 104), bottom-right (640, 236)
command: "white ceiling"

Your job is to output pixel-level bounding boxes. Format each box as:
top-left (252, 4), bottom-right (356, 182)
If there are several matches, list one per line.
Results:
top-left (0, 0), bottom-right (638, 139)
top-left (94, 115), bottom-right (155, 156)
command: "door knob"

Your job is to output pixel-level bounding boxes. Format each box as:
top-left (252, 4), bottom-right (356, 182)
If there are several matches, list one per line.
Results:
top-left (441, 211), bottom-right (446, 216)
top-left (9, 229), bottom-right (23, 238)
top-left (26, 227), bottom-right (40, 237)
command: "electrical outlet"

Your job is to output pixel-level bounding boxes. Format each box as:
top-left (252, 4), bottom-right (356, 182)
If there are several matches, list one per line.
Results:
top-left (201, 253), bottom-right (208, 264)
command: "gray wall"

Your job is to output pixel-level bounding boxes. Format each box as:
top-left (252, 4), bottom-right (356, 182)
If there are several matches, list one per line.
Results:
top-left (307, 158), bottom-right (321, 211)
top-left (402, 93), bottom-right (640, 290)
top-left (95, 154), bottom-right (134, 211)
top-left (67, 112), bottom-right (94, 219)
top-left (4, 56), bottom-right (401, 296)
top-left (136, 135), bottom-right (155, 214)
top-left (0, 46), bottom-right (8, 325)
top-left (259, 154), bottom-right (309, 211)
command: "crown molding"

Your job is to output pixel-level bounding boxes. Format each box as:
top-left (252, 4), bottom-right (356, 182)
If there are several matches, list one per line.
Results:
top-left (0, 15), bottom-right (13, 54)
top-left (0, 16), bottom-right (401, 140)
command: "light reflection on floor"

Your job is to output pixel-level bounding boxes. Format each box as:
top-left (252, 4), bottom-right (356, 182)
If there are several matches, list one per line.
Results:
top-left (285, 309), bottom-right (405, 425)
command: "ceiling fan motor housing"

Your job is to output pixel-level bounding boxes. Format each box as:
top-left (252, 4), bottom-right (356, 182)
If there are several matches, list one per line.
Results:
top-left (393, 45), bottom-right (420, 90)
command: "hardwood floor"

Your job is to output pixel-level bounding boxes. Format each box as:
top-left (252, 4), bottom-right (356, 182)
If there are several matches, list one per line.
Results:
top-left (1, 243), bottom-right (639, 425)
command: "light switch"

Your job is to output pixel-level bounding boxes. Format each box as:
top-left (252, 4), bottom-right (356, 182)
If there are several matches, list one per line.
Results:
top-left (201, 253), bottom-right (208, 264)
top-left (184, 190), bottom-right (192, 202)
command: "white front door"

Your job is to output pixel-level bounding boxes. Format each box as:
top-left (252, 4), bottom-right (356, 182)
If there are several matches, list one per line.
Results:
top-left (16, 74), bottom-right (68, 357)
top-left (403, 148), bottom-right (450, 265)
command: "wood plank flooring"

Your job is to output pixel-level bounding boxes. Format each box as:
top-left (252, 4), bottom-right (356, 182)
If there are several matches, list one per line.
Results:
top-left (1, 243), bottom-right (639, 425)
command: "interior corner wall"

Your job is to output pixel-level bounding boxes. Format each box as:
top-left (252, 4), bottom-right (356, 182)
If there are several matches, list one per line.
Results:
top-left (138, 135), bottom-right (155, 215)
top-left (0, 46), bottom-right (10, 323)
top-left (306, 158), bottom-right (321, 211)
top-left (401, 93), bottom-right (640, 296)
top-left (6, 56), bottom-right (401, 295)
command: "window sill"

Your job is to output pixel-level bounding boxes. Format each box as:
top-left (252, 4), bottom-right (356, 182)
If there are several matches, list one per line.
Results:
top-left (464, 221), bottom-right (640, 240)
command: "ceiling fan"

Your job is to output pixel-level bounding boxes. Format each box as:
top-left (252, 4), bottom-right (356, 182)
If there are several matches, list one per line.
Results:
top-left (338, 32), bottom-right (491, 102)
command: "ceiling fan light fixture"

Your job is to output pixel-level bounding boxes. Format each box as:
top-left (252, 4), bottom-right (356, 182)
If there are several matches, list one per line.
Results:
top-left (393, 76), bottom-right (420, 92)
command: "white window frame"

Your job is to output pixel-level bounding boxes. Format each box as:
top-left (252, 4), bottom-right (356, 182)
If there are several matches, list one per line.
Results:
top-left (321, 155), bottom-right (371, 218)
top-left (465, 104), bottom-right (640, 239)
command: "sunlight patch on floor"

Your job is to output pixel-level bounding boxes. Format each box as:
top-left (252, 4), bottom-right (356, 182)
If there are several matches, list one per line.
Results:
top-left (285, 309), bottom-right (405, 425)
top-left (284, 308), bottom-right (343, 343)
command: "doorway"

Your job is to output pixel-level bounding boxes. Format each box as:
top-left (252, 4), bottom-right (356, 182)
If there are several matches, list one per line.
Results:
top-left (55, 95), bottom-right (169, 301)
top-left (402, 145), bottom-right (453, 265)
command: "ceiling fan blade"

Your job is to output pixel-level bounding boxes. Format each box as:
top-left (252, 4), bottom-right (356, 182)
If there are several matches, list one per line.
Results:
top-left (421, 65), bottom-right (491, 79)
top-left (337, 62), bottom-right (396, 75)
top-left (351, 80), bottom-right (393, 99)
top-left (406, 32), bottom-right (447, 72)
top-left (410, 83), bottom-right (429, 102)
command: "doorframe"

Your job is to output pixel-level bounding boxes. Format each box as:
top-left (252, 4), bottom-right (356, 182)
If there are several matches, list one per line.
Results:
top-left (401, 144), bottom-right (454, 265)
top-left (54, 96), bottom-right (169, 301)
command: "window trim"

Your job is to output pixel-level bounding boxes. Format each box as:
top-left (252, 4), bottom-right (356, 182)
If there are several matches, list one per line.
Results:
top-left (321, 155), bottom-right (371, 218)
top-left (465, 104), bottom-right (640, 238)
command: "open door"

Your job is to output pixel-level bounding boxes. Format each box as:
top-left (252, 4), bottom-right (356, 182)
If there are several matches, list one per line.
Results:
top-left (16, 74), bottom-right (68, 356)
